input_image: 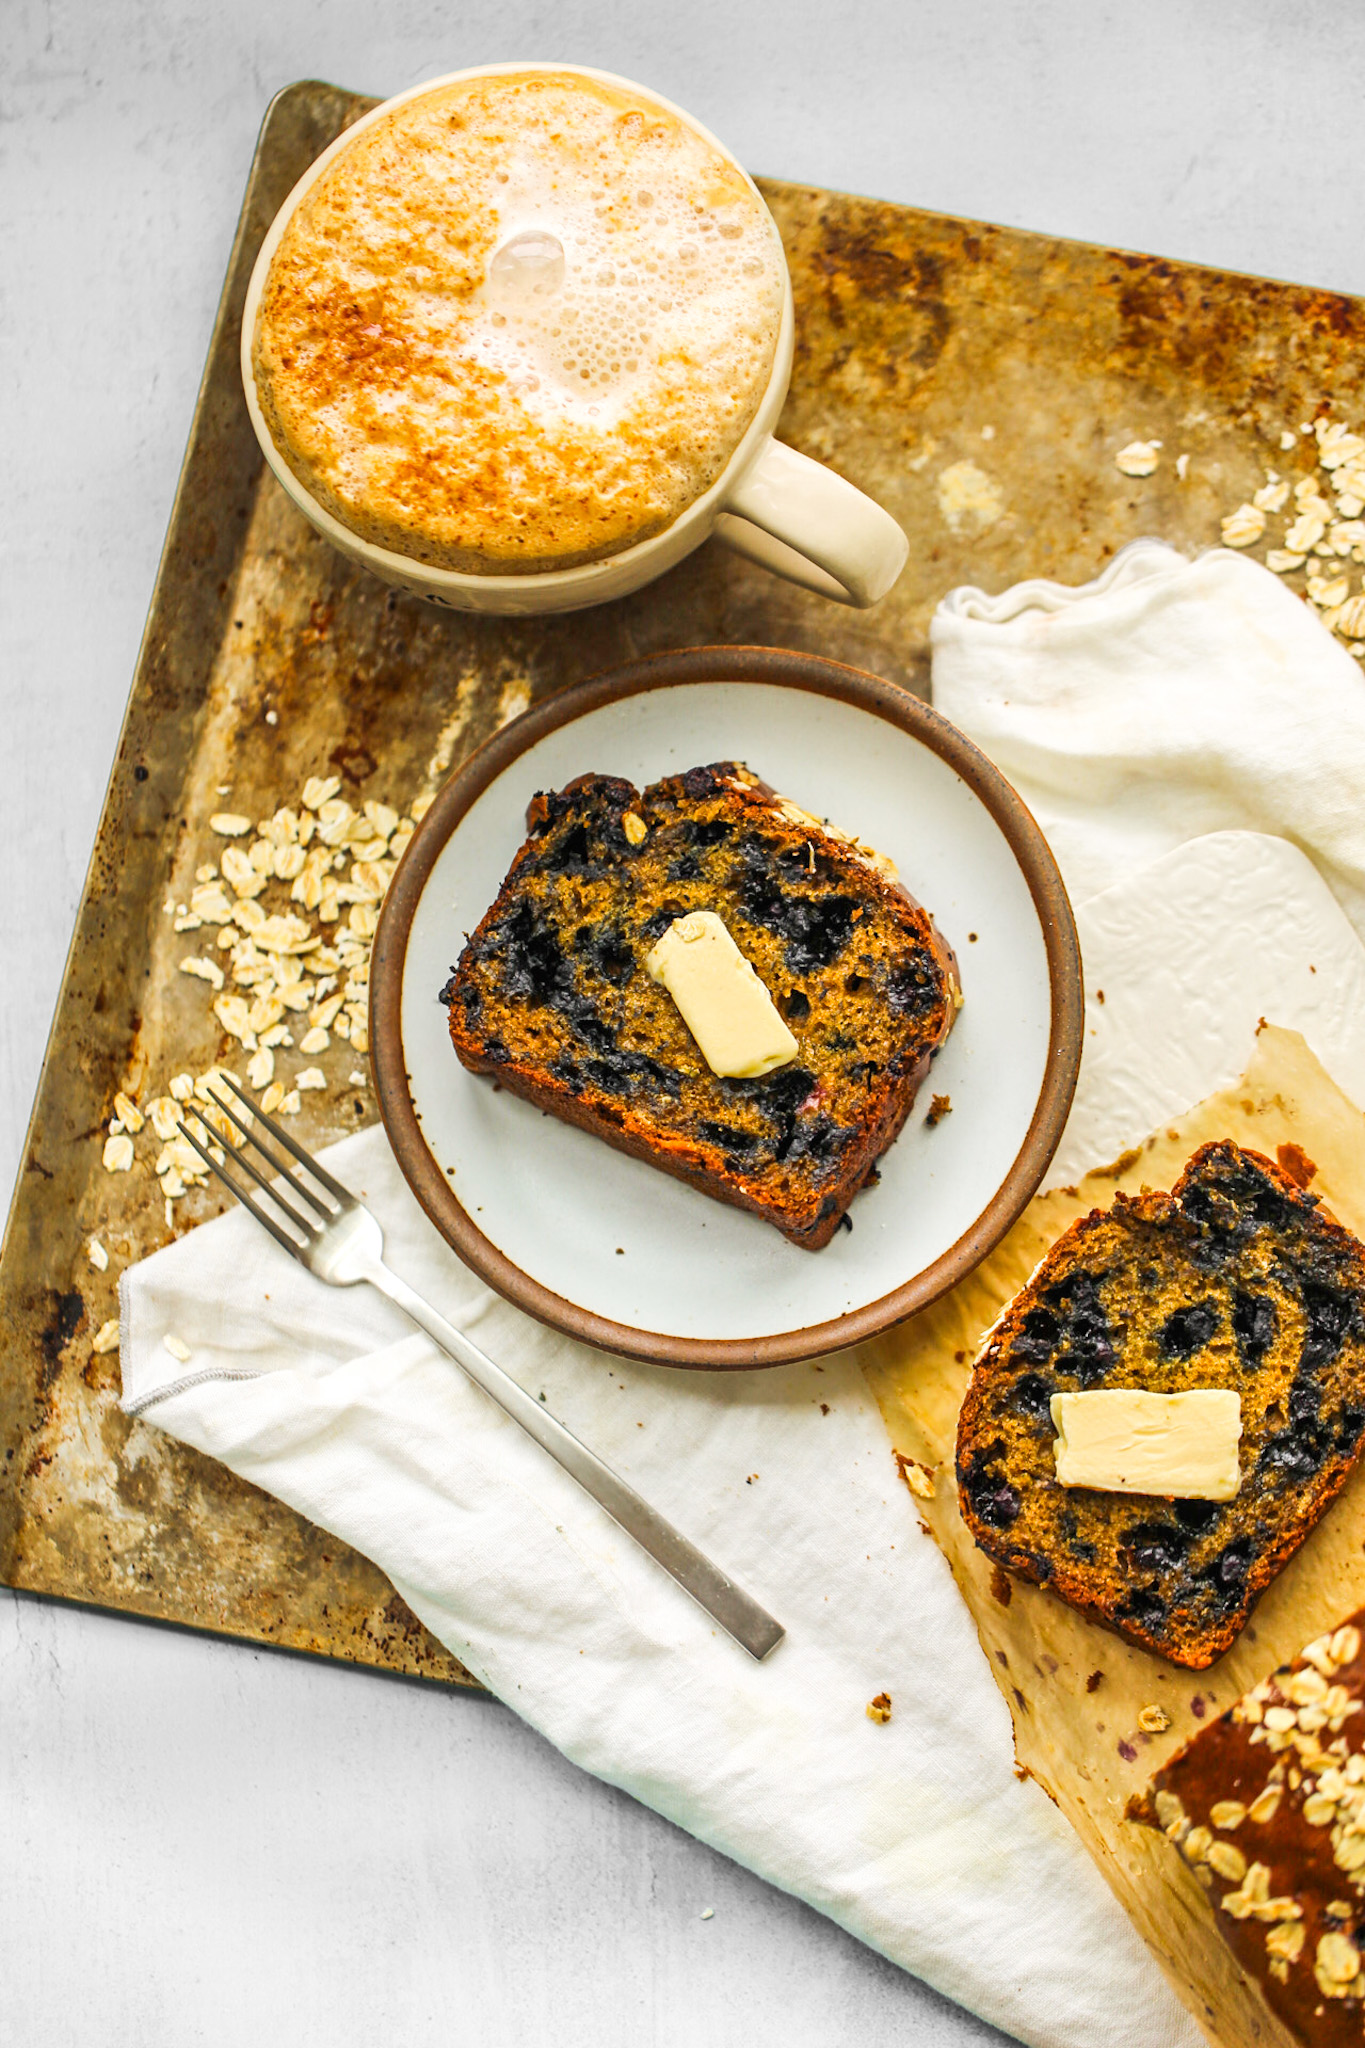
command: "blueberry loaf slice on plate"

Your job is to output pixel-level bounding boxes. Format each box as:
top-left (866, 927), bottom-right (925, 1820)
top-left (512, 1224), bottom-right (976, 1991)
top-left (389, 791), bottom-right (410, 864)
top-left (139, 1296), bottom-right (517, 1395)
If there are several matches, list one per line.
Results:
top-left (956, 1141), bottom-right (1365, 1666)
top-left (1136, 1610), bottom-right (1365, 2043)
top-left (441, 762), bottom-right (960, 1249)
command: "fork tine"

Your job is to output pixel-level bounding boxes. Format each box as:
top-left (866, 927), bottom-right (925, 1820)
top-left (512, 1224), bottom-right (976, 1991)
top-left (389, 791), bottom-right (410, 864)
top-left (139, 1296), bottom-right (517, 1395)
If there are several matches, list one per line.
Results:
top-left (216, 1071), bottom-right (355, 1208)
top-left (204, 1088), bottom-right (336, 1223)
top-left (180, 1110), bottom-right (324, 1239)
top-left (177, 1121), bottom-right (313, 1259)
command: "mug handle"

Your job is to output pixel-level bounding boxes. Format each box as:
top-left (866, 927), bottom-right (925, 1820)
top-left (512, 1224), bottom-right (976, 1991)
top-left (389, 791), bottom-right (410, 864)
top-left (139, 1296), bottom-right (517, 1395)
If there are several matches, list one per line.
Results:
top-left (713, 437), bottom-right (909, 608)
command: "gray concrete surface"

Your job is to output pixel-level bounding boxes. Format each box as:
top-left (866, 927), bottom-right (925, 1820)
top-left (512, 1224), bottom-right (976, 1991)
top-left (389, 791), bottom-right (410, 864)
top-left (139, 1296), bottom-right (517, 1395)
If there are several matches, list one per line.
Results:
top-left (4, 3), bottom-right (1360, 2041)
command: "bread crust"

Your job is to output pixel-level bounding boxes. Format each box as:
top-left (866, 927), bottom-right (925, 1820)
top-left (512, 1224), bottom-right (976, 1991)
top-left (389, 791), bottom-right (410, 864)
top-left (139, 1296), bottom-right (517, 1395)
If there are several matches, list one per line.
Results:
top-left (957, 1142), bottom-right (1365, 1667)
top-left (442, 762), bottom-right (959, 1249)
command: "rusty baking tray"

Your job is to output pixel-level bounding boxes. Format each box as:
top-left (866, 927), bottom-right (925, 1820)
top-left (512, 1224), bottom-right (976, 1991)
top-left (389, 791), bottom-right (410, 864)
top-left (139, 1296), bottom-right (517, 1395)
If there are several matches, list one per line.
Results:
top-left (5, 78), bottom-right (1364, 1688)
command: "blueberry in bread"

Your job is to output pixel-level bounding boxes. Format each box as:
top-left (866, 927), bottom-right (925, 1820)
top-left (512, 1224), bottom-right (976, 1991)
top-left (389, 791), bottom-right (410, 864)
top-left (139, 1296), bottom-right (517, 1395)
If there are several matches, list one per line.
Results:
top-left (1137, 1610), bottom-right (1365, 2041)
top-left (956, 1142), bottom-right (1365, 1667)
top-left (441, 762), bottom-right (960, 1249)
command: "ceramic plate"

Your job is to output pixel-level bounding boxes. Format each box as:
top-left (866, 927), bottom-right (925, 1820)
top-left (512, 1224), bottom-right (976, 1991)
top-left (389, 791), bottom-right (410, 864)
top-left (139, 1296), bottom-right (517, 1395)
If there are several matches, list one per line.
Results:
top-left (370, 646), bottom-right (1082, 1367)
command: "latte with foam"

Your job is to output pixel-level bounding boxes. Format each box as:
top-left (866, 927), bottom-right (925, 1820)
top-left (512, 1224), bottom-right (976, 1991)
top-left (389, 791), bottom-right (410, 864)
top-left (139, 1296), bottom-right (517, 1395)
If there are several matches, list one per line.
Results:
top-left (252, 72), bottom-right (787, 574)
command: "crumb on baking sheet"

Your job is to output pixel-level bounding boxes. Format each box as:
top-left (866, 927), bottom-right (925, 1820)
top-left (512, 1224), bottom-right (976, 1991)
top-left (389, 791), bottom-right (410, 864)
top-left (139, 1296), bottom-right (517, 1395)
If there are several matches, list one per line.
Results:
top-left (866, 1692), bottom-right (893, 1724)
top-left (925, 1094), bottom-right (952, 1127)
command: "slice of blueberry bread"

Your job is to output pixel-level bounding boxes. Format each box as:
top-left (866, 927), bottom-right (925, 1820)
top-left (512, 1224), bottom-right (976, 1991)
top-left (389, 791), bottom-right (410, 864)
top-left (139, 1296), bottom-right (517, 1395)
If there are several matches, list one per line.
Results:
top-left (956, 1142), bottom-right (1365, 1667)
top-left (1136, 1610), bottom-right (1365, 2042)
top-left (441, 762), bottom-right (960, 1249)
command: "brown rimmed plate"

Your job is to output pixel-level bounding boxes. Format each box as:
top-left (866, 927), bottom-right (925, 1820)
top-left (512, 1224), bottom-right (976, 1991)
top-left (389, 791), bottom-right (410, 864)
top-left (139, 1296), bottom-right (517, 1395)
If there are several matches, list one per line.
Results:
top-left (370, 645), bottom-right (1082, 1367)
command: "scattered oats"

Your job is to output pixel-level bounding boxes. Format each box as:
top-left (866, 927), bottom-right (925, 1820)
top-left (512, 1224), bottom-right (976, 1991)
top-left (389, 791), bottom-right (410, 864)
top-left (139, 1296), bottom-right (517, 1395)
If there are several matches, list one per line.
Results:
top-left (866, 1692), bottom-right (892, 1724)
top-left (279, 1090), bottom-right (301, 1116)
top-left (623, 811), bottom-right (647, 846)
top-left (1307, 571), bottom-right (1351, 610)
top-left (1266, 550), bottom-right (1307, 573)
top-left (276, 981), bottom-right (313, 1013)
top-left (1138, 1704), bottom-right (1171, 1734)
top-left (299, 1026), bottom-right (329, 1055)
top-left (1329, 520), bottom-right (1365, 557)
top-left (311, 992), bottom-right (344, 1031)
top-left (1315, 1930), bottom-right (1361, 1991)
top-left (1326, 595), bottom-right (1365, 639)
top-left (113, 1091), bottom-right (143, 1133)
top-left (169, 1072), bottom-right (195, 1102)
top-left (102, 1133), bottom-right (135, 1173)
top-left (1319, 425), bottom-right (1365, 468)
top-left (389, 825), bottom-right (414, 861)
top-left (214, 994), bottom-right (255, 1045)
top-left (248, 993), bottom-right (285, 1036)
top-left (301, 776), bottom-right (341, 811)
top-left (162, 1333), bottom-right (192, 1363)
top-left (190, 883), bottom-right (234, 923)
top-left (1333, 1626), bottom-right (1363, 1666)
top-left (210, 813), bottom-right (252, 837)
top-left (92, 1318), bottom-right (120, 1355)
top-left (1253, 479), bottom-right (1290, 513)
top-left (335, 1014), bottom-right (351, 1041)
top-left (349, 1070), bottom-right (368, 1087)
top-left (1286, 511), bottom-right (1328, 555)
top-left (253, 913), bottom-right (316, 954)
top-left (247, 836), bottom-right (274, 874)
top-left (222, 846), bottom-right (268, 897)
top-left (274, 843), bottom-right (306, 880)
top-left (1210, 1800), bottom-right (1246, 1830)
top-left (295, 1067), bottom-right (326, 1091)
top-left (261, 1024), bottom-right (292, 1049)
top-left (1220, 503), bottom-right (1265, 548)
top-left (317, 798), bottom-right (357, 846)
top-left (195, 862), bottom-right (218, 883)
top-left (174, 912), bottom-right (204, 932)
top-left (411, 793), bottom-right (435, 822)
top-left (348, 904), bottom-right (379, 939)
top-left (262, 808), bottom-right (301, 848)
top-left (364, 800), bottom-right (399, 839)
top-left (87, 1236), bottom-right (109, 1272)
top-left (193, 1066), bottom-right (238, 1104)
top-left (1280, 430), bottom-right (1298, 450)
top-left (260, 1081), bottom-right (286, 1115)
top-left (180, 955), bottom-right (225, 991)
top-left (349, 1019), bottom-right (369, 1054)
top-left (1175, 453), bottom-right (1189, 480)
top-left (247, 1046), bottom-right (275, 1089)
top-left (1115, 439), bottom-right (1161, 477)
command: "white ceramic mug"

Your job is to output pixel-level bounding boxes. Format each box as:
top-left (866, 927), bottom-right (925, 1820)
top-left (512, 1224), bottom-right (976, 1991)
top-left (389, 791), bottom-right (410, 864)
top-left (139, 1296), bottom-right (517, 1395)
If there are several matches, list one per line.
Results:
top-left (240, 63), bottom-right (909, 617)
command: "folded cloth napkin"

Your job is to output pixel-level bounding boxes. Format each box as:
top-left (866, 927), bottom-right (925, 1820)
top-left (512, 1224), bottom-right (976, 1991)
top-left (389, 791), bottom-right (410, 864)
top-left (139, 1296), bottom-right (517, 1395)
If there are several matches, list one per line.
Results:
top-left (120, 541), bottom-right (1365, 2048)
top-left (933, 538), bottom-right (1365, 939)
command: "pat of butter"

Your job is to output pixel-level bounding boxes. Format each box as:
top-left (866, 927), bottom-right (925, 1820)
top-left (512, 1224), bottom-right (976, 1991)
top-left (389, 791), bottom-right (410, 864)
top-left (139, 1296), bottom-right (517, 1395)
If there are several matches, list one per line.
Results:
top-left (645, 911), bottom-right (798, 1079)
top-left (1050, 1389), bottom-right (1242, 1501)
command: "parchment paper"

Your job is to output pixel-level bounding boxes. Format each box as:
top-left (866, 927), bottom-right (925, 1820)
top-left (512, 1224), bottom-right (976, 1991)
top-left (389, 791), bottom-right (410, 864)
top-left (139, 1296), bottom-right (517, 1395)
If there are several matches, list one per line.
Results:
top-left (861, 1027), bottom-right (1365, 2048)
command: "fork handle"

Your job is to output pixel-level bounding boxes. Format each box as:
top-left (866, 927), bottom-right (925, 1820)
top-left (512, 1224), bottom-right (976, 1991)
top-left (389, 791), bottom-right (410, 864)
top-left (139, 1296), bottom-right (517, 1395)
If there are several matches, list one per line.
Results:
top-left (366, 1260), bottom-right (785, 1662)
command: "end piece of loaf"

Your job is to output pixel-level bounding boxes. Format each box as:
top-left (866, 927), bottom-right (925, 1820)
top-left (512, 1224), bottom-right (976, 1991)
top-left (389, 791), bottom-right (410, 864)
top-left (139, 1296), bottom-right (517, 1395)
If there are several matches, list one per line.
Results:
top-left (1136, 1610), bottom-right (1365, 2043)
top-left (956, 1141), bottom-right (1365, 1666)
top-left (441, 762), bottom-right (959, 1249)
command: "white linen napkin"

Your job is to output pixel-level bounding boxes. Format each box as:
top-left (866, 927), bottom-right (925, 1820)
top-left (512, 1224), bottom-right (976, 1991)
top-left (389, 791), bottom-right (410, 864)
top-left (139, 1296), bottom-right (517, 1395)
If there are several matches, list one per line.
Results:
top-left (119, 541), bottom-right (1365, 2047)
top-left (933, 538), bottom-right (1365, 939)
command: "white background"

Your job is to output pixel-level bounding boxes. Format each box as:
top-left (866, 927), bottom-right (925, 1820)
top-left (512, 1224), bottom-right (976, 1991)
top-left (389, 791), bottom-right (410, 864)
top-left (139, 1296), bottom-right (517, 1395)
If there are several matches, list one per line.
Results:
top-left (5, 4), bottom-right (1363, 2042)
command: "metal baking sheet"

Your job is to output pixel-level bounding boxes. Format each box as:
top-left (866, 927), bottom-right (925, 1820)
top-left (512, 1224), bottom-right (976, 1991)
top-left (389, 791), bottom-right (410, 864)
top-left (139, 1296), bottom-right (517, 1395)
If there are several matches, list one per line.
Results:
top-left (4, 77), bottom-right (1363, 1687)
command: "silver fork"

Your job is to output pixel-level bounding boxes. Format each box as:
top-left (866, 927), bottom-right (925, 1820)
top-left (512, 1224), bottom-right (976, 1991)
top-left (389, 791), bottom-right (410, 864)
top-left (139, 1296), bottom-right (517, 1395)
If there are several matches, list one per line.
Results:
top-left (176, 1075), bottom-right (784, 1662)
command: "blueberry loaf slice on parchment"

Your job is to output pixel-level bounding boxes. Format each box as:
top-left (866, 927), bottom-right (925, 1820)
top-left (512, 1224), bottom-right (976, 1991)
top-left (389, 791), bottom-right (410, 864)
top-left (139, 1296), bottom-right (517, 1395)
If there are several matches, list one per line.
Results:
top-left (1135, 1611), bottom-right (1365, 2043)
top-left (956, 1141), bottom-right (1365, 1667)
top-left (441, 762), bottom-right (960, 1249)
